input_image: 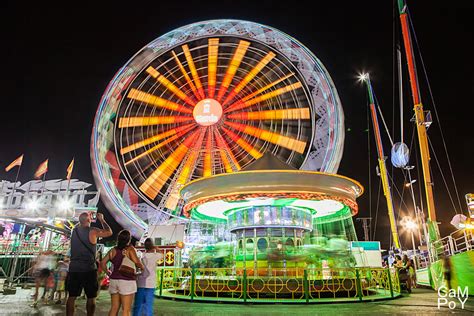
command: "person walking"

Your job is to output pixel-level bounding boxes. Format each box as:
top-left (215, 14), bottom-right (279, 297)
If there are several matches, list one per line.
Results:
top-left (443, 255), bottom-right (452, 289)
top-left (66, 212), bottom-right (113, 316)
top-left (55, 256), bottom-right (69, 304)
top-left (31, 249), bottom-right (56, 307)
top-left (101, 230), bottom-right (144, 316)
top-left (133, 238), bottom-right (163, 316)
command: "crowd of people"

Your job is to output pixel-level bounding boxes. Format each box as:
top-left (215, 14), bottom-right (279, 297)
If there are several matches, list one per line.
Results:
top-left (31, 211), bottom-right (163, 316)
top-left (31, 250), bottom-right (69, 306)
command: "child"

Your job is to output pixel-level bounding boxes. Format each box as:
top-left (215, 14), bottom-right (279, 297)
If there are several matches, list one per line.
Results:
top-left (133, 238), bottom-right (163, 316)
top-left (55, 257), bottom-right (69, 304)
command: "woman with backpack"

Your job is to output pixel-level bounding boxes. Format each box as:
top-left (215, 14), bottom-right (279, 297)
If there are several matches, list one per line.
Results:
top-left (101, 230), bottom-right (144, 316)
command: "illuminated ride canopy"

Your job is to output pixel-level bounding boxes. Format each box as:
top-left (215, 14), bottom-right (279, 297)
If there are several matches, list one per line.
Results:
top-left (180, 166), bottom-right (363, 272)
top-left (91, 20), bottom-right (345, 237)
top-left (181, 170), bottom-right (362, 227)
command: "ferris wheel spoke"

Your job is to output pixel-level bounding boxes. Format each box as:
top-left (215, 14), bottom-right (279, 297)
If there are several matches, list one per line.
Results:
top-left (227, 108), bottom-right (310, 121)
top-left (222, 51), bottom-right (276, 107)
top-left (216, 40), bottom-right (251, 102)
top-left (124, 134), bottom-right (181, 166)
top-left (214, 128), bottom-right (237, 172)
top-left (225, 82), bottom-right (303, 113)
top-left (221, 126), bottom-right (263, 159)
top-left (120, 123), bottom-right (195, 155)
top-left (127, 88), bottom-right (193, 114)
top-left (182, 45), bottom-right (206, 99)
top-left (240, 73), bottom-right (295, 102)
top-left (207, 38), bottom-right (219, 99)
top-left (139, 131), bottom-right (199, 200)
top-left (203, 128), bottom-right (213, 177)
top-left (118, 115), bottom-right (193, 128)
top-left (225, 121), bottom-right (307, 154)
top-left (172, 51), bottom-right (201, 100)
top-left (145, 67), bottom-right (196, 106)
top-left (176, 129), bottom-right (206, 185)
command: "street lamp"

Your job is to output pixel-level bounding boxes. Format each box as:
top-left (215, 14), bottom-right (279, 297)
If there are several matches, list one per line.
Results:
top-left (404, 179), bottom-right (417, 187)
top-left (401, 216), bottom-right (418, 269)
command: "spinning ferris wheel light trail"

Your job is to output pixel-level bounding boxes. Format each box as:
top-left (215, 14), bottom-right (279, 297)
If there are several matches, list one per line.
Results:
top-left (92, 20), bottom-right (345, 237)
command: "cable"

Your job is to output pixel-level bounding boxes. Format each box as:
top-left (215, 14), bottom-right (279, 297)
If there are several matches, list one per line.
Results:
top-left (427, 136), bottom-right (460, 215)
top-left (387, 171), bottom-right (412, 212)
top-left (374, 94), bottom-right (395, 146)
top-left (407, 8), bottom-right (464, 213)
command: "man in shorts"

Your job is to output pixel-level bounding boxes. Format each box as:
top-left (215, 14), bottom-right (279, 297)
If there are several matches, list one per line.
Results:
top-left (66, 212), bottom-right (112, 316)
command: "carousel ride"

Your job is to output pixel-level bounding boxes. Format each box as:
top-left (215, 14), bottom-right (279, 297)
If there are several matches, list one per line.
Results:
top-left (91, 20), bottom-right (400, 302)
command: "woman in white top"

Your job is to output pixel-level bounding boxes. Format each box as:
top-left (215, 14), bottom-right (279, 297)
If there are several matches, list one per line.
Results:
top-left (133, 238), bottom-right (163, 316)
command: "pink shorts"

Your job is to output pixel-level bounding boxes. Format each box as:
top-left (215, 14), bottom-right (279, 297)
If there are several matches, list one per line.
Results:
top-left (108, 279), bottom-right (137, 295)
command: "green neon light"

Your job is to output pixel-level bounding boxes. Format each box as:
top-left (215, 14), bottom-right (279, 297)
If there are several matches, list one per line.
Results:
top-left (192, 198), bottom-right (350, 223)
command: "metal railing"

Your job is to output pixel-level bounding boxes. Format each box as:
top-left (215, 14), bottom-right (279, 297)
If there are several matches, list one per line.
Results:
top-left (0, 239), bottom-right (70, 287)
top-left (0, 239), bottom-right (69, 256)
top-left (156, 267), bottom-right (400, 303)
top-left (416, 229), bottom-right (474, 267)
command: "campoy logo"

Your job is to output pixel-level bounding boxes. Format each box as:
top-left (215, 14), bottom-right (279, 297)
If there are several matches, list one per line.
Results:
top-left (437, 286), bottom-right (469, 310)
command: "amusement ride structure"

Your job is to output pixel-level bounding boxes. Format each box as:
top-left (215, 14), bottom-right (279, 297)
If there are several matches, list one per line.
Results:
top-left (91, 19), bottom-right (402, 302)
top-left (0, 179), bottom-right (99, 288)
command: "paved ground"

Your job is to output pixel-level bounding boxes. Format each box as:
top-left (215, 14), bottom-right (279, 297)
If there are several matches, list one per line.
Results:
top-left (1, 287), bottom-right (473, 315)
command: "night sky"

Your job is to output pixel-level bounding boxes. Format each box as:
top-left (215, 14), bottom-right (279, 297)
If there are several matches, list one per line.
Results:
top-left (2, 1), bottom-right (473, 249)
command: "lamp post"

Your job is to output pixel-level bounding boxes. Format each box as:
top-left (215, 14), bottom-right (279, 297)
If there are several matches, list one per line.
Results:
top-left (402, 216), bottom-right (418, 270)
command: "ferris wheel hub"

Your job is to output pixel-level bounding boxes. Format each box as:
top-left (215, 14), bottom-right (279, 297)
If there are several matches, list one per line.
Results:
top-left (193, 98), bottom-right (223, 126)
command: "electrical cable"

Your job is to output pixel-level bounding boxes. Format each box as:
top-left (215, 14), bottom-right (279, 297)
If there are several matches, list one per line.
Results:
top-left (427, 136), bottom-right (460, 215)
top-left (407, 8), bottom-right (464, 213)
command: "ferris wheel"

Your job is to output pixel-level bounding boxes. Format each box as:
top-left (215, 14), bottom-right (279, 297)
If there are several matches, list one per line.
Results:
top-left (91, 20), bottom-right (345, 237)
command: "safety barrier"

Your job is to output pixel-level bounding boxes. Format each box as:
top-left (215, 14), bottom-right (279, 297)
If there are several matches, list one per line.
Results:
top-left (156, 267), bottom-right (400, 303)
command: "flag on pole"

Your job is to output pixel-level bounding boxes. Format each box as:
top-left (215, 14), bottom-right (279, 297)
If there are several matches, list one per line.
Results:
top-left (66, 158), bottom-right (74, 180)
top-left (5, 154), bottom-right (24, 172)
top-left (34, 159), bottom-right (49, 179)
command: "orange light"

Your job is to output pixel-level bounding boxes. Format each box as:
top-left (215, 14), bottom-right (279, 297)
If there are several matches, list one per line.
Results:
top-left (177, 150), bottom-right (200, 185)
top-left (221, 127), bottom-right (262, 159)
top-left (123, 124), bottom-right (195, 165)
top-left (203, 129), bottom-right (213, 177)
top-left (146, 67), bottom-right (195, 106)
top-left (207, 38), bottom-right (219, 99)
top-left (214, 129), bottom-right (241, 171)
top-left (118, 116), bottom-right (193, 128)
top-left (172, 51), bottom-right (200, 100)
top-left (127, 88), bottom-right (192, 114)
top-left (225, 121), bottom-right (306, 154)
top-left (240, 73), bottom-right (295, 102)
top-left (227, 108), bottom-right (310, 121)
top-left (222, 51), bottom-right (276, 106)
top-left (120, 123), bottom-right (194, 155)
top-left (182, 44), bottom-right (205, 99)
top-left (226, 82), bottom-right (302, 113)
top-left (216, 40), bottom-right (250, 102)
top-left (124, 134), bottom-right (180, 166)
top-left (139, 132), bottom-right (198, 199)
